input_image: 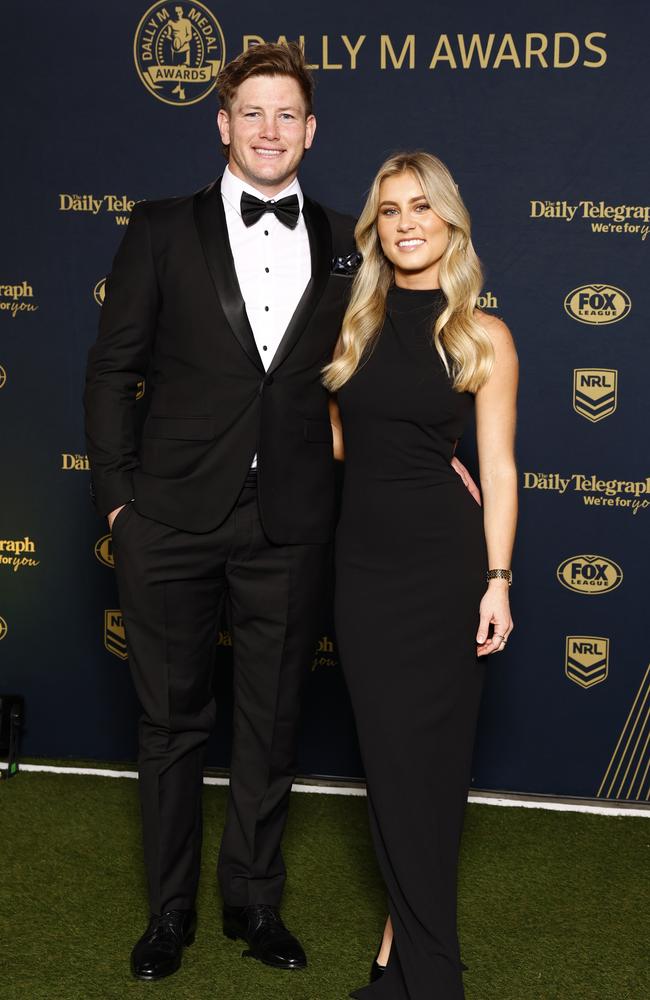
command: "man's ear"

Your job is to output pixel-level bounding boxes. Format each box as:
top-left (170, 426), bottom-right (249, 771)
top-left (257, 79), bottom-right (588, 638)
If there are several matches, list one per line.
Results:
top-left (217, 108), bottom-right (230, 147)
top-left (304, 114), bottom-right (317, 151)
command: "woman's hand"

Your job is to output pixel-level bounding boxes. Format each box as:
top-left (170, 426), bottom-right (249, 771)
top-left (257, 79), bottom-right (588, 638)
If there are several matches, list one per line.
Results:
top-left (476, 582), bottom-right (513, 656)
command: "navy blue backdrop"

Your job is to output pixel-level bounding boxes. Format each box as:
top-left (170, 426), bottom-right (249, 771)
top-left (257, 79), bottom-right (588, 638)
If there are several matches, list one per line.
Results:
top-left (1, 0), bottom-right (649, 801)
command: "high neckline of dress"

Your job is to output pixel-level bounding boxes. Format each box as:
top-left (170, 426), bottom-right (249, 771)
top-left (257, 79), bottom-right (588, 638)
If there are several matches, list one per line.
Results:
top-left (386, 284), bottom-right (445, 313)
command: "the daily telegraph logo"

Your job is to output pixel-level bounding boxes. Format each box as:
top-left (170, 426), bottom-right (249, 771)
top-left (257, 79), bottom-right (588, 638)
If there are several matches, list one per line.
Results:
top-left (95, 534), bottom-right (114, 569)
top-left (573, 369), bottom-right (617, 422)
top-left (565, 636), bottom-right (609, 688)
top-left (59, 194), bottom-right (137, 226)
top-left (312, 634), bottom-right (337, 671)
top-left (104, 610), bottom-right (128, 660)
top-left (523, 472), bottom-right (650, 515)
top-left (557, 555), bottom-right (622, 595)
top-left (61, 453), bottom-right (90, 471)
top-left (134, 2), bottom-right (226, 106)
top-left (477, 291), bottom-right (498, 310)
top-left (564, 285), bottom-right (631, 325)
top-left (0, 537), bottom-right (40, 573)
top-left (0, 282), bottom-right (39, 319)
top-left (530, 201), bottom-right (650, 240)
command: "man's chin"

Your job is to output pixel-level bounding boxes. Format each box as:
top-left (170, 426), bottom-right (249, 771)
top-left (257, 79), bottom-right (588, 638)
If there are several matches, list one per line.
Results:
top-left (236, 155), bottom-right (301, 192)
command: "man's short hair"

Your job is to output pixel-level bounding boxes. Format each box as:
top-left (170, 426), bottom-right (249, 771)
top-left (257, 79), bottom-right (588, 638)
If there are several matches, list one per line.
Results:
top-left (217, 41), bottom-right (314, 116)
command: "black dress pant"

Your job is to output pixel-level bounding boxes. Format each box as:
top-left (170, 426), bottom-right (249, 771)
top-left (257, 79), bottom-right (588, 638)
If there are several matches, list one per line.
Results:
top-left (111, 479), bottom-right (326, 915)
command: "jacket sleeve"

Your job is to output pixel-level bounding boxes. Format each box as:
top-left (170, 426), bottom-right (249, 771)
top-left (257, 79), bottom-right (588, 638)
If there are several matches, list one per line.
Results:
top-left (83, 202), bottom-right (159, 516)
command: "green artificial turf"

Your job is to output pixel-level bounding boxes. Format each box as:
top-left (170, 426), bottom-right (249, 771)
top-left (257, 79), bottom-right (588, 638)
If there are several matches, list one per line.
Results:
top-left (1, 771), bottom-right (648, 1000)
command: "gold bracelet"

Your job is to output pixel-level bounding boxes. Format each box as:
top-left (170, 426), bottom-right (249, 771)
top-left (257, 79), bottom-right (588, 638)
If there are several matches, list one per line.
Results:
top-left (487, 569), bottom-right (512, 586)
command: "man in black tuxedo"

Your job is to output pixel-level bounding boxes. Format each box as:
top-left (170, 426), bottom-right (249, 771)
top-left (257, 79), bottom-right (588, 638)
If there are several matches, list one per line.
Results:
top-left (84, 42), bottom-right (358, 981)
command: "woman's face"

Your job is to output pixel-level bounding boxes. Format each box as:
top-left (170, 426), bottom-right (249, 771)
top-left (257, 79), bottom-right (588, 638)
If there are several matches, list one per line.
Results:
top-left (376, 171), bottom-right (449, 288)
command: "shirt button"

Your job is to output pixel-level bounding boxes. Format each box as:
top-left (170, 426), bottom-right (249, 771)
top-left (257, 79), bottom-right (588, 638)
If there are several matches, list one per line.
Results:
top-left (264, 306), bottom-right (269, 312)
top-left (262, 345), bottom-right (268, 351)
top-left (264, 230), bottom-right (269, 236)
top-left (265, 267), bottom-right (270, 273)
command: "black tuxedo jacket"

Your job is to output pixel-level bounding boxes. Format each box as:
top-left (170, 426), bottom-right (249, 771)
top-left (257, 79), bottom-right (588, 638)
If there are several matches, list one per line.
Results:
top-left (84, 178), bottom-right (357, 542)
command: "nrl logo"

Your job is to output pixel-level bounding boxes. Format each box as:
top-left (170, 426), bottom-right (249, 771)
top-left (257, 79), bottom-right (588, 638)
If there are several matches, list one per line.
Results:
top-left (573, 369), bottom-right (617, 422)
top-left (565, 636), bottom-right (609, 689)
top-left (104, 609), bottom-right (128, 660)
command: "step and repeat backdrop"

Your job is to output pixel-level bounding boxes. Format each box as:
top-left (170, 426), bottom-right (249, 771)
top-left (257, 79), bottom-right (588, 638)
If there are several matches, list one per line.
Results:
top-left (1, 1), bottom-right (648, 800)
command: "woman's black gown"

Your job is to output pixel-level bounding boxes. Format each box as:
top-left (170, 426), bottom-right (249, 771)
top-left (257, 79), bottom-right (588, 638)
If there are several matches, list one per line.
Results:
top-left (335, 286), bottom-right (488, 1000)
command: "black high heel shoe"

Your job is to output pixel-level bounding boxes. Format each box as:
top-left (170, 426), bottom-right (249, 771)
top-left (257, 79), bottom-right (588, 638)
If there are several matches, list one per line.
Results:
top-left (370, 950), bottom-right (387, 981)
top-left (351, 945), bottom-right (469, 996)
top-left (369, 951), bottom-right (468, 982)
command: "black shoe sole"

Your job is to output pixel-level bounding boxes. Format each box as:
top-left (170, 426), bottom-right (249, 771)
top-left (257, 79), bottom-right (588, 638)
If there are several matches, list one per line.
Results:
top-left (223, 926), bottom-right (306, 970)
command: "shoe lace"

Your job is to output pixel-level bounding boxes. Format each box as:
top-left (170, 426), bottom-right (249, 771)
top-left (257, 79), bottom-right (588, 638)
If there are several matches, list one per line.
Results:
top-left (247, 904), bottom-right (283, 928)
top-left (152, 910), bottom-right (186, 942)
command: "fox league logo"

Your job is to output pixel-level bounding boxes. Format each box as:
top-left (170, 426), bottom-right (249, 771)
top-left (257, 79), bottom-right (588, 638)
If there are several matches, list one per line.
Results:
top-left (134, 2), bottom-right (226, 106)
top-left (557, 555), bottom-right (622, 594)
top-left (94, 534), bottom-right (114, 569)
top-left (93, 278), bottom-right (106, 306)
top-left (564, 284), bottom-right (631, 325)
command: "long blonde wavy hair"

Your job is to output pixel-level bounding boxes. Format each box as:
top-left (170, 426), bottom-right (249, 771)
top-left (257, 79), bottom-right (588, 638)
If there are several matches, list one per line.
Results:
top-left (323, 152), bottom-right (494, 394)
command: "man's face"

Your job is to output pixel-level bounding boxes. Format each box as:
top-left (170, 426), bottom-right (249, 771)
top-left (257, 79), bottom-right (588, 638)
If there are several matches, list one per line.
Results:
top-left (217, 75), bottom-right (316, 196)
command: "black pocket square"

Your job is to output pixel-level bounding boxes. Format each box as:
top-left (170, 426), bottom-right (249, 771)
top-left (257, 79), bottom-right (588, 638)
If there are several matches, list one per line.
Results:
top-left (331, 252), bottom-right (362, 276)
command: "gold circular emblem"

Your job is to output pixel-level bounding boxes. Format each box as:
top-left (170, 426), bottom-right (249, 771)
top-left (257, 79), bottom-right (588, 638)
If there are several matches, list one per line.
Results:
top-left (134, 1), bottom-right (225, 107)
top-left (564, 284), bottom-right (631, 326)
top-left (0, 365), bottom-right (6, 389)
top-left (0, 616), bottom-right (7, 640)
top-left (94, 534), bottom-right (115, 569)
top-left (556, 554), bottom-right (623, 595)
top-left (93, 278), bottom-right (106, 306)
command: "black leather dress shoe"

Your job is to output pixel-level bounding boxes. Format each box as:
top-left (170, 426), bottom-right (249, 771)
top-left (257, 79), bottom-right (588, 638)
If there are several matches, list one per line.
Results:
top-left (130, 909), bottom-right (196, 981)
top-left (223, 903), bottom-right (307, 970)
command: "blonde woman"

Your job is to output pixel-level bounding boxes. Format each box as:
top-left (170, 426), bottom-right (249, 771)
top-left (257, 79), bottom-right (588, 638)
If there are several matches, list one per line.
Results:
top-left (325, 152), bottom-right (518, 1000)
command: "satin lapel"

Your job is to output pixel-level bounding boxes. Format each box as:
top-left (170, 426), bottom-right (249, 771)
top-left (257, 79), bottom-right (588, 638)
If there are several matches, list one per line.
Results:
top-left (193, 179), bottom-right (263, 371)
top-left (267, 196), bottom-right (332, 375)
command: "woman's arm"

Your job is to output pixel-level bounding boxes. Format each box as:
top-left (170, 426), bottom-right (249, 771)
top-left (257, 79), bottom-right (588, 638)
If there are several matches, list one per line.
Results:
top-left (474, 314), bottom-right (519, 656)
top-left (329, 396), bottom-right (345, 461)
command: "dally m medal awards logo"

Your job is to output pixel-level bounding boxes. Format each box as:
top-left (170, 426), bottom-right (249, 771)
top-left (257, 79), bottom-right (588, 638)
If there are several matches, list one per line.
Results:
top-left (134, 2), bottom-right (225, 106)
top-left (573, 369), bottom-right (617, 423)
top-left (557, 554), bottom-right (623, 594)
top-left (565, 636), bottom-right (609, 689)
top-left (0, 365), bottom-right (7, 389)
top-left (0, 616), bottom-right (7, 641)
top-left (564, 284), bottom-right (631, 325)
top-left (104, 610), bottom-right (128, 660)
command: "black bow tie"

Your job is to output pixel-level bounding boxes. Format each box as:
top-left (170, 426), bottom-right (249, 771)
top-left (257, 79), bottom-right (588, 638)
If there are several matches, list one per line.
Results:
top-left (240, 191), bottom-right (300, 230)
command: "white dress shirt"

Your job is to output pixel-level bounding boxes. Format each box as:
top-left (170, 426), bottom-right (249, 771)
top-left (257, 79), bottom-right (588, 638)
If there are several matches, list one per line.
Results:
top-left (220, 165), bottom-right (311, 369)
